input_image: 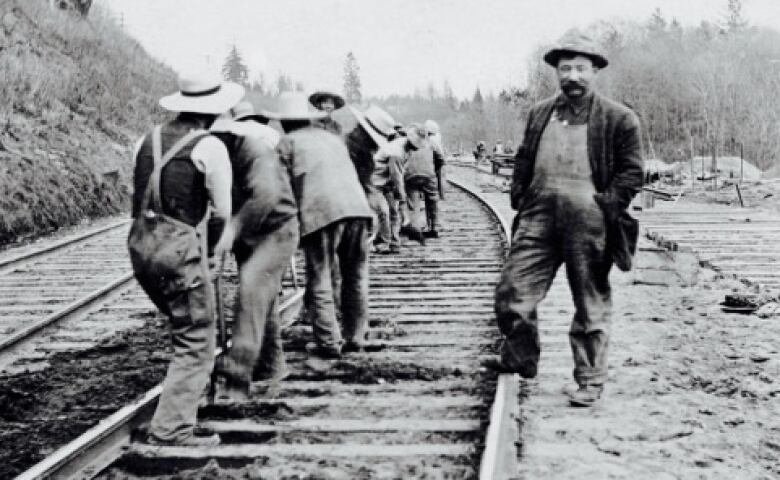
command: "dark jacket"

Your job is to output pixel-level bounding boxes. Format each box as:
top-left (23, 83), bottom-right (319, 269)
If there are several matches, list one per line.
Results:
top-left (510, 92), bottom-right (643, 213)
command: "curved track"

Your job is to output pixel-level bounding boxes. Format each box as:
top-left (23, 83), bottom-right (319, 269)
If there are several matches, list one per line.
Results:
top-left (18, 182), bottom-right (517, 479)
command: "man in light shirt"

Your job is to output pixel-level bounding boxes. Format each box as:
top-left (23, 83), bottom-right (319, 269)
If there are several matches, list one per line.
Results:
top-left (129, 71), bottom-right (241, 446)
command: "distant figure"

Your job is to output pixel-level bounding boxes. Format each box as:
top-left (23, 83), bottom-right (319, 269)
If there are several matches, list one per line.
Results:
top-left (486, 33), bottom-right (643, 408)
top-left (309, 89), bottom-right (345, 136)
top-left (345, 105), bottom-right (398, 254)
top-left (270, 92), bottom-right (373, 358)
top-left (374, 126), bottom-right (428, 249)
top-left (424, 119), bottom-right (447, 201)
top-left (404, 123), bottom-right (440, 239)
top-left (474, 141), bottom-right (487, 161)
top-left (128, 71), bottom-right (242, 446)
top-left (493, 139), bottom-right (504, 154)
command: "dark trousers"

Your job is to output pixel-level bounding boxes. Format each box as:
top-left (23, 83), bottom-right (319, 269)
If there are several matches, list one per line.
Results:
top-left (405, 175), bottom-right (439, 231)
top-left (494, 192), bottom-right (612, 386)
top-left (228, 218), bottom-right (299, 379)
top-left (301, 218), bottom-right (370, 348)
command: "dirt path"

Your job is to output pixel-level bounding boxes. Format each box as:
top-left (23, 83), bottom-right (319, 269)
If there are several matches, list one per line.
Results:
top-left (448, 165), bottom-right (780, 479)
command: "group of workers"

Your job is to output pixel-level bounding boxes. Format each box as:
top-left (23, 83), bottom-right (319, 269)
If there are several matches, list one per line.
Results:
top-left (127, 73), bottom-right (446, 446)
top-left (128, 29), bottom-right (642, 448)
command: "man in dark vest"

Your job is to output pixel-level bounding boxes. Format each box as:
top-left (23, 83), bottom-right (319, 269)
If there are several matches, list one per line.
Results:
top-left (485, 33), bottom-right (643, 407)
top-left (130, 71), bottom-right (242, 445)
top-left (209, 108), bottom-right (298, 397)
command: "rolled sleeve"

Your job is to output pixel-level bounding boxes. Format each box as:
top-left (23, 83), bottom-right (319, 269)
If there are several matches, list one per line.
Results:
top-left (191, 135), bottom-right (232, 220)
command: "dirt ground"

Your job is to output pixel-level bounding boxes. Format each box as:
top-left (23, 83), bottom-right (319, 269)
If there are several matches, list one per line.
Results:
top-left (448, 164), bottom-right (780, 479)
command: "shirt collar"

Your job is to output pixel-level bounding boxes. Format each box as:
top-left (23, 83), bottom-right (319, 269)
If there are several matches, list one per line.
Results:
top-left (554, 90), bottom-right (594, 114)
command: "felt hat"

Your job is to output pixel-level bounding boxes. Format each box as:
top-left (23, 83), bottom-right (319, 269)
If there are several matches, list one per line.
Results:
top-left (405, 123), bottom-right (429, 150)
top-left (309, 89), bottom-right (346, 110)
top-left (265, 91), bottom-right (328, 120)
top-left (159, 70), bottom-right (245, 114)
top-left (424, 119), bottom-right (440, 136)
top-left (543, 32), bottom-right (608, 69)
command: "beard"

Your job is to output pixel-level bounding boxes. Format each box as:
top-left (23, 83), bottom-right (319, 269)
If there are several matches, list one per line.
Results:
top-left (561, 81), bottom-right (587, 98)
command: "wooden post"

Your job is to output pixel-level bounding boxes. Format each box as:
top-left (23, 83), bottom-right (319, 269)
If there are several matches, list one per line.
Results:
top-left (690, 134), bottom-right (695, 191)
top-left (735, 184), bottom-right (744, 207)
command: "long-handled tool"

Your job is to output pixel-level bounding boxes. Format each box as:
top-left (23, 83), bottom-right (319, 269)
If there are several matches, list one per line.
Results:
top-left (208, 251), bottom-right (228, 404)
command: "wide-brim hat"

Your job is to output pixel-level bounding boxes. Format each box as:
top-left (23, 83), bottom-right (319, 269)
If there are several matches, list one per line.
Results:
top-left (349, 105), bottom-right (395, 148)
top-left (159, 71), bottom-right (245, 114)
top-left (543, 33), bottom-right (608, 69)
top-left (309, 90), bottom-right (346, 110)
top-left (265, 92), bottom-right (328, 120)
top-left (230, 100), bottom-right (271, 122)
top-left (405, 123), bottom-right (429, 150)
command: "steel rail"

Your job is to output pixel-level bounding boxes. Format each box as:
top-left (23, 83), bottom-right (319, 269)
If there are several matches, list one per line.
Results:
top-left (0, 219), bottom-right (130, 275)
top-left (16, 291), bottom-right (304, 480)
top-left (20, 181), bottom-right (512, 479)
top-left (448, 178), bottom-right (520, 480)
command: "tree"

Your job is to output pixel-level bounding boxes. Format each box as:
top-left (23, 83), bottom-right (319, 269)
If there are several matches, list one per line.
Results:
top-left (472, 87), bottom-right (484, 111)
top-left (222, 44), bottom-right (249, 87)
top-left (275, 73), bottom-right (293, 94)
top-left (343, 51), bottom-right (362, 104)
top-left (723, 0), bottom-right (748, 32)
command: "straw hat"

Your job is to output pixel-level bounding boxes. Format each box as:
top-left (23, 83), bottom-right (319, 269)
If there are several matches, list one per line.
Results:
top-left (405, 123), bottom-right (429, 150)
top-left (543, 32), bottom-right (608, 69)
top-left (230, 100), bottom-right (271, 123)
top-left (349, 105), bottom-right (396, 147)
top-left (265, 92), bottom-right (328, 120)
top-left (159, 70), bottom-right (245, 114)
top-left (309, 89), bottom-right (346, 110)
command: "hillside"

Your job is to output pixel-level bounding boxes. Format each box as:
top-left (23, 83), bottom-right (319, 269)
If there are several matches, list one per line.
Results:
top-left (0, 0), bottom-right (176, 245)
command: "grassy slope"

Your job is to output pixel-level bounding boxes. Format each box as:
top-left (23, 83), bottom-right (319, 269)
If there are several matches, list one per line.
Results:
top-left (0, 0), bottom-right (176, 245)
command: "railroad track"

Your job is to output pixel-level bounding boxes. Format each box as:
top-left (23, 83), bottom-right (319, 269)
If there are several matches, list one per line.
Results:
top-left (640, 201), bottom-right (780, 291)
top-left (0, 219), bottom-right (136, 371)
top-left (18, 182), bottom-right (520, 479)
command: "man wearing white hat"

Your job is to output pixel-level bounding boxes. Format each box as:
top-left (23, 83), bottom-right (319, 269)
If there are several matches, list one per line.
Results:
top-left (268, 92), bottom-right (373, 358)
top-left (128, 71), bottom-right (243, 445)
top-left (346, 105), bottom-right (397, 254)
top-left (309, 89), bottom-right (345, 136)
top-left (209, 103), bottom-right (298, 395)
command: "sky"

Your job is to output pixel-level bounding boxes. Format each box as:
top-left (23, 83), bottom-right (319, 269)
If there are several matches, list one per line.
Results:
top-left (100, 0), bottom-right (780, 100)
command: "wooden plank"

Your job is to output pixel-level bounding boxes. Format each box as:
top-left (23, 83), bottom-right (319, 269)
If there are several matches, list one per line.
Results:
top-left (200, 418), bottom-right (479, 433)
top-left (129, 443), bottom-right (474, 458)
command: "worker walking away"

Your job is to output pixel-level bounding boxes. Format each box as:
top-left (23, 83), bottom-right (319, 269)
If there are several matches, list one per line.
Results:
top-left (345, 105), bottom-right (398, 254)
top-left (209, 106), bottom-right (299, 397)
top-left (375, 125), bottom-right (428, 248)
top-left (269, 92), bottom-right (373, 358)
top-left (485, 33), bottom-right (643, 408)
top-left (403, 123), bottom-right (440, 240)
top-left (127, 71), bottom-right (243, 445)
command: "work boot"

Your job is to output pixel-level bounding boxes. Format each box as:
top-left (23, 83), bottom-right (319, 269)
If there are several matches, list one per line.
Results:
top-left (423, 229), bottom-right (439, 239)
top-left (406, 227), bottom-right (426, 245)
top-left (388, 245), bottom-right (401, 254)
top-left (145, 432), bottom-right (221, 447)
top-left (305, 341), bottom-right (342, 359)
top-left (567, 385), bottom-right (604, 408)
top-left (481, 355), bottom-right (538, 379)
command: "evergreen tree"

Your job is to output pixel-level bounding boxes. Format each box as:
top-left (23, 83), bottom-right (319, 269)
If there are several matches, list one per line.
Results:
top-left (723, 0), bottom-right (748, 32)
top-left (222, 44), bottom-right (249, 87)
top-left (343, 51), bottom-right (362, 104)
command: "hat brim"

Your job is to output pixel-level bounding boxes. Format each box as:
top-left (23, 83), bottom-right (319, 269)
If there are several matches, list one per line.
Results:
top-left (348, 106), bottom-right (388, 149)
top-left (543, 48), bottom-right (608, 69)
top-left (235, 113), bottom-right (270, 123)
top-left (309, 91), bottom-right (346, 110)
top-left (264, 110), bottom-right (328, 121)
top-left (159, 82), bottom-right (245, 114)
top-left (407, 133), bottom-right (428, 150)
